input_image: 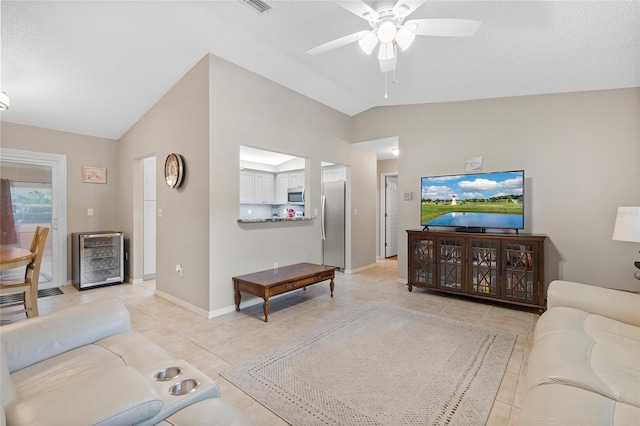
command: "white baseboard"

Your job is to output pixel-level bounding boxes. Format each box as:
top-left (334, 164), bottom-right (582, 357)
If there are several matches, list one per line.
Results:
top-left (154, 289), bottom-right (209, 318)
top-left (345, 262), bottom-right (377, 274)
top-left (208, 296), bottom-right (263, 319)
top-left (397, 277), bottom-right (408, 284)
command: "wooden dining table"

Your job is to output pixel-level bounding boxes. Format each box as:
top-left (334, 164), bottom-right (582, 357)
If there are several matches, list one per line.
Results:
top-left (0, 247), bottom-right (35, 271)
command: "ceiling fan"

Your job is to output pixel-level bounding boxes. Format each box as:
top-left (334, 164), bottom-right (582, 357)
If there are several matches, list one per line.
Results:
top-left (307, 1), bottom-right (481, 77)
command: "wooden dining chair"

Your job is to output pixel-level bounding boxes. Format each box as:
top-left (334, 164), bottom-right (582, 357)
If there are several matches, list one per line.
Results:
top-left (0, 227), bottom-right (49, 318)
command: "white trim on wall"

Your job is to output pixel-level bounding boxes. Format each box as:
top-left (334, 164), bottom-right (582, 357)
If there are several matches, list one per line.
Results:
top-left (380, 172), bottom-right (398, 259)
top-left (0, 148), bottom-right (68, 288)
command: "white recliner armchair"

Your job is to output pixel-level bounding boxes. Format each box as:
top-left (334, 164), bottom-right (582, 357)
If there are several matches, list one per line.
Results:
top-left (0, 298), bottom-right (252, 426)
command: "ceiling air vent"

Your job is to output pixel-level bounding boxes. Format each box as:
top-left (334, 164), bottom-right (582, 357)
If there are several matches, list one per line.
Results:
top-left (242, 0), bottom-right (272, 14)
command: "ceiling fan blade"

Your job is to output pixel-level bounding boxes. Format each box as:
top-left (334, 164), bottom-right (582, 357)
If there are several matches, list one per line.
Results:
top-left (307, 30), bottom-right (371, 55)
top-left (336, 0), bottom-right (379, 22)
top-left (392, 1), bottom-right (426, 19)
top-left (405, 19), bottom-right (482, 37)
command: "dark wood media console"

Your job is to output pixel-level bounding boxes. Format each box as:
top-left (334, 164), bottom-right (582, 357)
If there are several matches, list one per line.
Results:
top-left (407, 230), bottom-right (547, 310)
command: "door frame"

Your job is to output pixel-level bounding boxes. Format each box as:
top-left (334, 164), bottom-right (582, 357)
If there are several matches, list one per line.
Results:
top-left (379, 172), bottom-right (398, 259)
top-left (0, 148), bottom-right (67, 288)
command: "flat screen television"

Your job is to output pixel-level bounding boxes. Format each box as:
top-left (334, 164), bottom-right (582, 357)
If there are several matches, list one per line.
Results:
top-left (421, 170), bottom-right (524, 232)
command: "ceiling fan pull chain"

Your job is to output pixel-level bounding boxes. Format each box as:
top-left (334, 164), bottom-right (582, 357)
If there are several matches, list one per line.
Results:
top-left (384, 72), bottom-right (388, 99)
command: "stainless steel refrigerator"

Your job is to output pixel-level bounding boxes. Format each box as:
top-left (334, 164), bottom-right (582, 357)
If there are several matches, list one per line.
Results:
top-left (321, 180), bottom-right (345, 271)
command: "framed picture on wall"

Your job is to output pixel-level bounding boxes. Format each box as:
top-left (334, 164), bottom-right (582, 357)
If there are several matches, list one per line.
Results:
top-left (82, 166), bottom-right (107, 184)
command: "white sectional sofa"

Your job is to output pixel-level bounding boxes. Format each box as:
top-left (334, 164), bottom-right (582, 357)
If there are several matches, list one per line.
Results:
top-left (520, 280), bottom-right (640, 425)
top-left (0, 298), bottom-right (252, 426)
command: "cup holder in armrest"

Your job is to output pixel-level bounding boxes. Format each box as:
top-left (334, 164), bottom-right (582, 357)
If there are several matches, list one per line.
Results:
top-left (169, 379), bottom-right (200, 396)
top-left (154, 367), bottom-right (183, 381)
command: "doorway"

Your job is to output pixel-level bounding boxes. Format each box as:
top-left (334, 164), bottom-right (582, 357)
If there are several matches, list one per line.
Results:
top-left (381, 174), bottom-right (398, 258)
top-left (0, 148), bottom-right (67, 288)
top-left (142, 156), bottom-right (156, 280)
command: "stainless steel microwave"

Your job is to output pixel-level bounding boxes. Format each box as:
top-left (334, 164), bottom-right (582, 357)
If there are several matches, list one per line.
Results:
top-left (287, 188), bottom-right (305, 204)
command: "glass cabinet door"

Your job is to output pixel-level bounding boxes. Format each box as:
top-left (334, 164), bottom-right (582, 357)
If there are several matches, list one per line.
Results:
top-left (469, 239), bottom-right (500, 297)
top-left (408, 235), bottom-right (436, 289)
top-left (503, 242), bottom-right (538, 303)
top-left (437, 237), bottom-right (465, 292)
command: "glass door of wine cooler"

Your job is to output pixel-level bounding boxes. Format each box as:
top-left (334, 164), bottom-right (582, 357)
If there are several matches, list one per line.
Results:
top-left (72, 232), bottom-right (124, 290)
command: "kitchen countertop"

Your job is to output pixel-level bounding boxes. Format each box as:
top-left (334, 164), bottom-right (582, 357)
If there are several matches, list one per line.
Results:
top-left (237, 217), bottom-right (314, 223)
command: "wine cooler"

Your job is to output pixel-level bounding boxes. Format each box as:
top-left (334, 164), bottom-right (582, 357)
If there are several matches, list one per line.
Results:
top-left (72, 232), bottom-right (124, 290)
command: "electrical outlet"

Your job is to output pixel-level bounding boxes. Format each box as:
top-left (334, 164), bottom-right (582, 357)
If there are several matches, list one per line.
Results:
top-left (274, 262), bottom-right (278, 270)
top-left (158, 209), bottom-right (163, 218)
top-left (87, 208), bottom-right (94, 216)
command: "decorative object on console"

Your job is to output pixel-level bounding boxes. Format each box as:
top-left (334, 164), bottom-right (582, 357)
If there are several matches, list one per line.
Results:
top-left (612, 206), bottom-right (640, 280)
top-left (164, 153), bottom-right (184, 188)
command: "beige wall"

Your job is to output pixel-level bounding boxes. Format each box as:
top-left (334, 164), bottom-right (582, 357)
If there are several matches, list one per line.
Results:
top-left (118, 56), bottom-right (211, 310)
top-left (207, 54), bottom-right (377, 312)
top-left (7, 61), bottom-right (635, 305)
top-left (0, 122), bottom-right (119, 280)
top-left (353, 88), bottom-right (640, 291)
top-left (115, 54), bottom-right (377, 314)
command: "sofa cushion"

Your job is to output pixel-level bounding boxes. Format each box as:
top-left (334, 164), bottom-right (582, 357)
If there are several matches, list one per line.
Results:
top-left (0, 350), bottom-right (16, 406)
top-left (527, 307), bottom-right (640, 407)
top-left (96, 331), bottom-right (175, 372)
top-left (5, 367), bottom-right (163, 426)
top-left (11, 344), bottom-right (124, 400)
top-left (520, 383), bottom-right (640, 426)
top-left (0, 298), bottom-right (131, 372)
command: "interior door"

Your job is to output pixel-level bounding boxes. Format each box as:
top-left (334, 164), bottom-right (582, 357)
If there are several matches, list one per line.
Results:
top-left (385, 176), bottom-right (398, 257)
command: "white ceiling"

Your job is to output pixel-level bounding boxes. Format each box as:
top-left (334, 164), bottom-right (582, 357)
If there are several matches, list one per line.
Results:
top-left (2, 1), bottom-right (639, 159)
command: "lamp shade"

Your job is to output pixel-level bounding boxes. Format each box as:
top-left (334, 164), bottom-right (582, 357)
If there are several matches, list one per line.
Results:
top-left (358, 32), bottom-right (378, 55)
top-left (396, 27), bottom-right (416, 51)
top-left (612, 206), bottom-right (640, 243)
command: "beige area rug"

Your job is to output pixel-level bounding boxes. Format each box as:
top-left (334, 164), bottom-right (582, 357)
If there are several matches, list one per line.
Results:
top-left (222, 302), bottom-right (516, 425)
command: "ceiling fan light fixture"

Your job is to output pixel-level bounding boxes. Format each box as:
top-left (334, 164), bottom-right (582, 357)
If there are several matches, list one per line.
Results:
top-left (395, 27), bottom-right (416, 51)
top-left (358, 32), bottom-right (378, 55)
top-left (0, 92), bottom-right (9, 111)
top-left (377, 20), bottom-right (397, 44)
top-left (377, 43), bottom-right (394, 60)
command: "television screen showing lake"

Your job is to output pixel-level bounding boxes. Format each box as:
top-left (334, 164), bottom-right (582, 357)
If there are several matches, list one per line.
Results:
top-left (426, 212), bottom-right (523, 229)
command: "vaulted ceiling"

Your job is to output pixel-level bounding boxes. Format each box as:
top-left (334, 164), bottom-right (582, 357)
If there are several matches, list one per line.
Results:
top-left (2, 1), bottom-right (639, 141)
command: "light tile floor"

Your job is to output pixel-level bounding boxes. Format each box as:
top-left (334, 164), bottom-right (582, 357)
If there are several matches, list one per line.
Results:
top-left (5, 259), bottom-right (536, 425)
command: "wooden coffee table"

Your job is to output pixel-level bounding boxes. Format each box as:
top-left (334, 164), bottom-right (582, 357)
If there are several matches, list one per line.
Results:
top-left (233, 262), bottom-right (337, 322)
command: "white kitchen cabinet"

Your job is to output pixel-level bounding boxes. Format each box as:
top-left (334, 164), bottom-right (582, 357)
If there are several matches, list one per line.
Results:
top-left (275, 173), bottom-right (289, 204)
top-left (239, 171), bottom-right (255, 204)
top-left (289, 171), bottom-right (305, 188)
top-left (254, 172), bottom-right (275, 204)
